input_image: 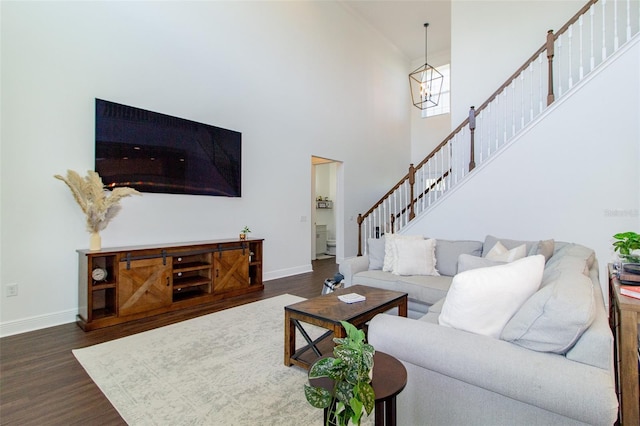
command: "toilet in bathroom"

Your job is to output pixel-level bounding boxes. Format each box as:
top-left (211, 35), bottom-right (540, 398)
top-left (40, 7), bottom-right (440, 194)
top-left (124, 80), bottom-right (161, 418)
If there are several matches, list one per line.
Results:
top-left (326, 239), bottom-right (336, 256)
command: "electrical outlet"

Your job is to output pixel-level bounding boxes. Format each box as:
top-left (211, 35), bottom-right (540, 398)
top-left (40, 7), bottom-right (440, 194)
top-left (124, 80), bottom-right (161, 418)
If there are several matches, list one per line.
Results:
top-left (6, 283), bottom-right (18, 297)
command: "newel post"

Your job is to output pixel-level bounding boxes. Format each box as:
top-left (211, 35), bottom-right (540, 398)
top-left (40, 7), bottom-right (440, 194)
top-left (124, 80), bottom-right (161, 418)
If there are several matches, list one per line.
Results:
top-left (408, 163), bottom-right (416, 220)
top-left (468, 106), bottom-right (476, 172)
top-left (546, 30), bottom-right (555, 105)
top-left (357, 214), bottom-right (363, 256)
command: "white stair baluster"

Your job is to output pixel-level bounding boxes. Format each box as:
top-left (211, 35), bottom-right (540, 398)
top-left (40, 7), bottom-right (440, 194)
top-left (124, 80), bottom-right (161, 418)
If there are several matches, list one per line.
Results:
top-left (602, 0), bottom-right (608, 61)
top-left (568, 25), bottom-right (574, 89)
top-left (590, 4), bottom-right (595, 72)
top-left (579, 15), bottom-right (585, 79)
top-left (614, 0), bottom-right (619, 50)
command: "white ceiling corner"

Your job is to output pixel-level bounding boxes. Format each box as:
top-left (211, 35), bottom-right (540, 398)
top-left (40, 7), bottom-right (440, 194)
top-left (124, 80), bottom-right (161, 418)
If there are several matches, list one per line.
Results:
top-left (342, 0), bottom-right (451, 63)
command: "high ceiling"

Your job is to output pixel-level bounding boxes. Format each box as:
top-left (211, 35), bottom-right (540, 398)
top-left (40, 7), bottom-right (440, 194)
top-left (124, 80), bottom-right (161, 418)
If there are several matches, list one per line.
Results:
top-left (342, 0), bottom-right (451, 62)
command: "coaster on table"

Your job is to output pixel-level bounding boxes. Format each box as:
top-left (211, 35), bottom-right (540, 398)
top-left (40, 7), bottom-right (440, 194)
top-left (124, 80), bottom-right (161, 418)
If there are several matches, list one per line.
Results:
top-left (338, 293), bottom-right (366, 304)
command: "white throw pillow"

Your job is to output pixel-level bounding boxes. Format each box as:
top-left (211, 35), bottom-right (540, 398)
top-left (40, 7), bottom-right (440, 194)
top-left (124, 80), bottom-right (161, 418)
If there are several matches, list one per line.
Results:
top-left (392, 238), bottom-right (439, 276)
top-left (382, 234), bottom-right (423, 272)
top-left (438, 255), bottom-right (545, 338)
top-left (485, 241), bottom-right (527, 262)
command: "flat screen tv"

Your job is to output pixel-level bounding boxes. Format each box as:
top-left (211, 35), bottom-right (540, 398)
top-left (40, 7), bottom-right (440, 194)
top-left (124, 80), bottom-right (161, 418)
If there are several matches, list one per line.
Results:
top-left (95, 99), bottom-right (241, 197)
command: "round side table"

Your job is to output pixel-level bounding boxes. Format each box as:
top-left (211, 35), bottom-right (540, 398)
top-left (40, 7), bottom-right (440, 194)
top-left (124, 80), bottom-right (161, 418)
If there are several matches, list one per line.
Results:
top-left (308, 351), bottom-right (407, 426)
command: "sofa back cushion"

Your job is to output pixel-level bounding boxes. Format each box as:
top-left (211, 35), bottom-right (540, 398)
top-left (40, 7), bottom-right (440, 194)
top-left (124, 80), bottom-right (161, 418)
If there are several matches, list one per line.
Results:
top-left (435, 240), bottom-right (483, 276)
top-left (500, 269), bottom-right (596, 354)
top-left (482, 235), bottom-right (555, 262)
top-left (500, 245), bottom-right (598, 354)
top-left (367, 237), bottom-right (386, 270)
top-left (485, 241), bottom-right (527, 262)
top-left (457, 254), bottom-right (505, 273)
top-left (565, 266), bottom-right (614, 370)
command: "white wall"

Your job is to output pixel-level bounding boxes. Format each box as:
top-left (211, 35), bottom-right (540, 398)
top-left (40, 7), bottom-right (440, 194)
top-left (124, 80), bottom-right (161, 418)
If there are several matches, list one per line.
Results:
top-left (0, 1), bottom-right (411, 335)
top-left (404, 38), bottom-right (640, 297)
top-left (450, 0), bottom-right (584, 124)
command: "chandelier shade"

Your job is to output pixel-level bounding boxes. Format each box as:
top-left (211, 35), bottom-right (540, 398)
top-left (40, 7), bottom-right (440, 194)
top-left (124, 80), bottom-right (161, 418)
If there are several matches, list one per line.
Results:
top-left (409, 23), bottom-right (443, 110)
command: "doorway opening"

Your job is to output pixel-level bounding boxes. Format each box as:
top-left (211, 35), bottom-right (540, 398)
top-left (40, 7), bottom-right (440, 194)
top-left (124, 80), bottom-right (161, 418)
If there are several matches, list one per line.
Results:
top-left (311, 156), bottom-right (343, 263)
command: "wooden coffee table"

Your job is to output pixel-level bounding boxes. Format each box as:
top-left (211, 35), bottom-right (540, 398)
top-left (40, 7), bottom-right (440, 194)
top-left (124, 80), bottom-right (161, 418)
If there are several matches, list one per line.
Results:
top-left (284, 285), bottom-right (408, 369)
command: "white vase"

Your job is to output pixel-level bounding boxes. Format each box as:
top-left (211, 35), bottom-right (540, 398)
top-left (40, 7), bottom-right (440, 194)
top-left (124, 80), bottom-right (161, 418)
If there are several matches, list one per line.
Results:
top-left (89, 232), bottom-right (101, 251)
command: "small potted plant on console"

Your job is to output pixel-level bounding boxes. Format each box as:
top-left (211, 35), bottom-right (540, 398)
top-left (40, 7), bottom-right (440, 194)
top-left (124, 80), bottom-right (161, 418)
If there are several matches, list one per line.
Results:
top-left (240, 226), bottom-right (251, 240)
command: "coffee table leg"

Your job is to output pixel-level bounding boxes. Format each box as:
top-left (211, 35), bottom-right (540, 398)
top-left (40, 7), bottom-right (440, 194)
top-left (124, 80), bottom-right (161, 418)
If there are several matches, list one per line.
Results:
top-left (334, 323), bottom-right (346, 339)
top-left (284, 311), bottom-right (295, 366)
top-left (399, 298), bottom-right (408, 317)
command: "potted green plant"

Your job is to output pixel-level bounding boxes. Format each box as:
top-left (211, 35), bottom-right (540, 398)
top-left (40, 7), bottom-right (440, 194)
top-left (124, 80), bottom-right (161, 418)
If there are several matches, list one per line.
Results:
top-left (613, 231), bottom-right (640, 263)
top-left (240, 226), bottom-right (251, 240)
top-left (304, 321), bottom-right (375, 426)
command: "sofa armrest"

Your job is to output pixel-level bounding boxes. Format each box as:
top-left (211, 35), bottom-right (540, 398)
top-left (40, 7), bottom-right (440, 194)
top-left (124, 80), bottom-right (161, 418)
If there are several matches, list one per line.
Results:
top-left (368, 314), bottom-right (617, 425)
top-left (338, 255), bottom-right (370, 287)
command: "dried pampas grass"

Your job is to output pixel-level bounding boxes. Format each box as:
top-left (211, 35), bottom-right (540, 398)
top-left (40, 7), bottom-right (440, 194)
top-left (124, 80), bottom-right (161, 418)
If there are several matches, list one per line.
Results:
top-left (54, 170), bottom-right (140, 233)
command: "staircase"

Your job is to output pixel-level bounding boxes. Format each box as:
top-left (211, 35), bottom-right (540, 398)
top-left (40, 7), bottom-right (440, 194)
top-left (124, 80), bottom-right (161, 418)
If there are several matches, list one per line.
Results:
top-left (357, 0), bottom-right (640, 255)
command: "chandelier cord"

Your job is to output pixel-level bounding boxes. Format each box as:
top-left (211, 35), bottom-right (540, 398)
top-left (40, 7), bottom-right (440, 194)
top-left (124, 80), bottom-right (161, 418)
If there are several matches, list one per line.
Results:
top-left (424, 23), bottom-right (429, 65)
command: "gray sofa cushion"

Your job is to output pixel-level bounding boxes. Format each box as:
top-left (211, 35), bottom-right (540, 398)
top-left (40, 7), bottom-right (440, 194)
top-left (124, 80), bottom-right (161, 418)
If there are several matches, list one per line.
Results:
top-left (352, 270), bottom-right (452, 306)
top-left (367, 237), bottom-right (386, 270)
top-left (435, 239), bottom-right (483, 276)
top-left (482, 235), bottom-right (555, 262)
top-left (457, 253), bottom-right (506, 273)
top-left (565, 266), bottom-right (614, 370)
top-left (501, 265), bottom-right (596, 354)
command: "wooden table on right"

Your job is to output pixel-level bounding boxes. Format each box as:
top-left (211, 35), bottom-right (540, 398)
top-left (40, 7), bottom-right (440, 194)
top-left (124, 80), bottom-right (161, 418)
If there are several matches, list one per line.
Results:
top-left (609, 264), bottom-right (640, 425)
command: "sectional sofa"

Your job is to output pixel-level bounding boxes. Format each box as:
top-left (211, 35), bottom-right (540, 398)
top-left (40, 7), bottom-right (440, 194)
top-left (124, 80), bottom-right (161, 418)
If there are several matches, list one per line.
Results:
top-left (339, 235), bottom-right (618, 425)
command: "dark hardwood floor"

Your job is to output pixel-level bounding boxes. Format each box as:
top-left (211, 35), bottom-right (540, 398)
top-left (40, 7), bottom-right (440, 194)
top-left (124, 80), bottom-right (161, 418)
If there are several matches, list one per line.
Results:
top-left (0, 258), bottom-right (339, 426)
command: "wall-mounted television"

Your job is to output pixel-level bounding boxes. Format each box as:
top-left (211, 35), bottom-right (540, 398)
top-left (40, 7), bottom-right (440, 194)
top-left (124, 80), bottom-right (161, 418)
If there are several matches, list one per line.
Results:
top-left (95, 99), bottom-right (241, 197)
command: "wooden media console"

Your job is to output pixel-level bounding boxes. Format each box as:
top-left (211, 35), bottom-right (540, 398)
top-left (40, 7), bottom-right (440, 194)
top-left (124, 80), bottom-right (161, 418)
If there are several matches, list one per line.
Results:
top-left (77, 238), bottom-right (263, 331)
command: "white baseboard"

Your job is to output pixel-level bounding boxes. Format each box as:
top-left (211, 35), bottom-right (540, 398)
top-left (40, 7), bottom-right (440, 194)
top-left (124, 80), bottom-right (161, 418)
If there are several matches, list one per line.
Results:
top-left (0, 308), bottom-right (77, 338)
top-left (264, 264), bottom-right (313, 282)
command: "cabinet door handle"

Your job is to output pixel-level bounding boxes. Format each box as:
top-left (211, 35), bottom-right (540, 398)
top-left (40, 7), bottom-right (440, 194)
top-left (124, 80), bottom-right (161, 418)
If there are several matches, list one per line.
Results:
top-left (166, 277), bottom-right (170, 286)
top-left (216, 269), bottom-right (219, 278)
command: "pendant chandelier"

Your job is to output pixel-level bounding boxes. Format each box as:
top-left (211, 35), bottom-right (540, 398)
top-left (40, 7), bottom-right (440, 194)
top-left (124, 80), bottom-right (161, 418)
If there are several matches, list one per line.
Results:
top-left (409, 23), bottom-right (443, 110)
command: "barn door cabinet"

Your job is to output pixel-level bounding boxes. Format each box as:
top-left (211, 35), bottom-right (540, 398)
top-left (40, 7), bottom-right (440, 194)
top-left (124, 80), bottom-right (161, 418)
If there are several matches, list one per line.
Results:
top-left (77, 239), bottom-right (264, 331)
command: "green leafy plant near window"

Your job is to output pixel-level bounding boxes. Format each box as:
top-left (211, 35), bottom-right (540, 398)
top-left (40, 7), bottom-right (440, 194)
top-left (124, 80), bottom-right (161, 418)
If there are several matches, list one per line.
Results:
top-left (613, 231), bottom-right (640, 263)
top-left (304, 321), bottom-right (375, 426)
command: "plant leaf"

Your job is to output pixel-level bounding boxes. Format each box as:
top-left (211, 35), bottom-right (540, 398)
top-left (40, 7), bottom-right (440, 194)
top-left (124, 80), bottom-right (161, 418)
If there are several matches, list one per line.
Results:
top-left (304, 384), bottom-right (332, 409)
top-left (309, 357), bottom-right (339, 379)
top-left (335, 380), bottom-right (354, 405)
top-left (348, 397), bottom-right (363, 424)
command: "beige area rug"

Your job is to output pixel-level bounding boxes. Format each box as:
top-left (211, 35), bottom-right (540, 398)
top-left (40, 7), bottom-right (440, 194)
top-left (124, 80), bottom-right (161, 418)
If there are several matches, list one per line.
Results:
top-left (73, 294), bottom-right (328, 425)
